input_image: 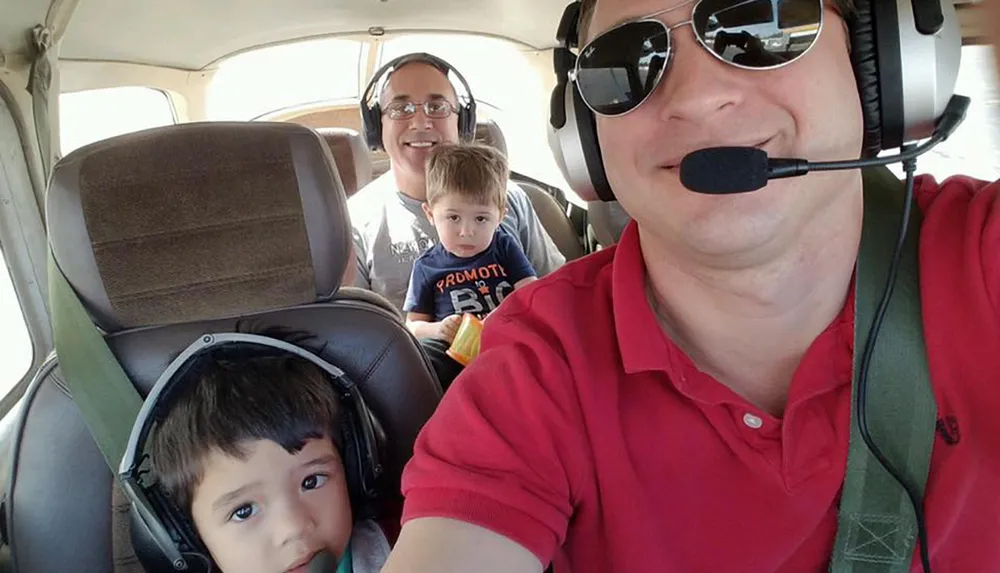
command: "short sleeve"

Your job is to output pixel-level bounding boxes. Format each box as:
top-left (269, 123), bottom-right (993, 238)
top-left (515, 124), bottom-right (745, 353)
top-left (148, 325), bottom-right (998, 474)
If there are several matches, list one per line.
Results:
top-left (399, 305), bottom-right (590, 563)
top-left (916, 175), bottom-right (1000, 318)
top-left (350, 226), bottom-right (371, 289)
top-left (499, 231), bottom-right (536, 283)
top-left (503, 183), bottom-right (565, 277)
top-left (402, 262), bottom-right (433, 314)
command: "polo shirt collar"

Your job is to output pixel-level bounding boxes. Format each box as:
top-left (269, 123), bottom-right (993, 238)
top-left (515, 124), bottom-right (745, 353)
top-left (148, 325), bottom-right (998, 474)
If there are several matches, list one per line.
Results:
top-left (611, 219), bottom-right (855, 404)
top-left (612, 220), bottom-right (685, 376)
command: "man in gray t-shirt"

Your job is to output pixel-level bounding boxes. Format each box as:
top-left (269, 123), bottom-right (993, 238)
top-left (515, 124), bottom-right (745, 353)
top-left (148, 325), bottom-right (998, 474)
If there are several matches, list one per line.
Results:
top-left (349, 53), bottom-right (565, 314)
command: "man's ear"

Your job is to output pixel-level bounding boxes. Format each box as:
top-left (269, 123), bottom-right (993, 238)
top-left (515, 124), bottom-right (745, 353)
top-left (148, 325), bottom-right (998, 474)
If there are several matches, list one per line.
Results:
top-left (422, 202), bottom-right (435, 225)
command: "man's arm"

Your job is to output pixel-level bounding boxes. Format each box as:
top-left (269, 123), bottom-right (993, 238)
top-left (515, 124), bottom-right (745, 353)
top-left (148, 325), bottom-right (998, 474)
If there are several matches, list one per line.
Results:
top-left (405, 312), bottom-right (461, 341)
top-left (351, 226), bottom-right (372, 289)
top-left (515, 276), bottom-right (538, 289)
top-left (505, 184), bottom-right (566, 277)
top-left (380, 518), bottom-right (543, 573)
top-left (498, 230), bottom-right (539, 290)
top-left (384, 297), bottom-right (588, 573)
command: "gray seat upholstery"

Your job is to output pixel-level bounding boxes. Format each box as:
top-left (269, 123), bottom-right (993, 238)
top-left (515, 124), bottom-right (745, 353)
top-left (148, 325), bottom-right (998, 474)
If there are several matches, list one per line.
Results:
top-left (473, 120), bottom-right (584, 261)
top-left (318, 127), bottom-right (373, 197)
top-left (587, 200), bottom-right (631, 247)
top-left (4, 122), bottom-right (442, 573)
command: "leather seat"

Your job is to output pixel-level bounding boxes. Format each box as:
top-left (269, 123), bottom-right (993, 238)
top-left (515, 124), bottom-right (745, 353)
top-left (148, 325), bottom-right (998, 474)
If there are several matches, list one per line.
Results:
top-left (318, 127), bottom-right (373, 197)
top-left (473, 120), bottom-right (584, 261)
top-left (587, 200), bottom-right (631, 247)
top-left (4, 122), bottom-right (442, 573)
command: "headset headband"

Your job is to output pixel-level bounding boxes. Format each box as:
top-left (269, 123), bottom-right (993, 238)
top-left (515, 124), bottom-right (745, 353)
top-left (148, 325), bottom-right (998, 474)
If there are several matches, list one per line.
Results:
top-left (361, 52), bottom-right (475, 110)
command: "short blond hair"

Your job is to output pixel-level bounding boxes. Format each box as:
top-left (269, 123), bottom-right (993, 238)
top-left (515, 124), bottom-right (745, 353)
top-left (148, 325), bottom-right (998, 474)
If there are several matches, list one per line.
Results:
top-left (425, 143), bottom-right (509, 211)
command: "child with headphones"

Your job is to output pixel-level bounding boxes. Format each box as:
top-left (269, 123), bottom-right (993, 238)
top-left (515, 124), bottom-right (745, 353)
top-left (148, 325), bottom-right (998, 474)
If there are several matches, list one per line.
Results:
top-left (146, 328), bottom-right (390, 573)
top-left (402, 143), bottom-right (537, 344)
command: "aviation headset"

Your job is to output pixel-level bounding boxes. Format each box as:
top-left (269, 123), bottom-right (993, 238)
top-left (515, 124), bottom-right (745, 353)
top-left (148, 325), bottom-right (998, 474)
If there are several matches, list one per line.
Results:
top-left (118, 332), bottom-right (384, 573)
top-left (360, 52), bottom-right (478, 151)
top-left (548, 0), bottom-right (962, 202)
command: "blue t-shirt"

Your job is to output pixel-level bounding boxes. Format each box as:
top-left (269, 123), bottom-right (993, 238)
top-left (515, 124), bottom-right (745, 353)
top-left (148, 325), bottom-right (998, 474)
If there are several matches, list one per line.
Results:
top-left (403, 229), bottom-right (536, 321)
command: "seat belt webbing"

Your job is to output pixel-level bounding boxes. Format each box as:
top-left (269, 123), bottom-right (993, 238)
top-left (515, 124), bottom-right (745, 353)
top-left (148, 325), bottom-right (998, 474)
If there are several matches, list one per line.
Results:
top-left (27, 19), bottom-right (143, 473)
top-left (48, 251), bottom-right (143, 470)
top-left (830, 166), bottom-right (938, 572)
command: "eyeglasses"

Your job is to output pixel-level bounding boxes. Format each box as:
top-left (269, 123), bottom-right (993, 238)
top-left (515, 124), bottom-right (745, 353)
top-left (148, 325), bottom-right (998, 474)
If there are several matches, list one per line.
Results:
top-left (382, 99), bottom-right (458, 120)
top-left (570, 0), bottom-right (824, 117)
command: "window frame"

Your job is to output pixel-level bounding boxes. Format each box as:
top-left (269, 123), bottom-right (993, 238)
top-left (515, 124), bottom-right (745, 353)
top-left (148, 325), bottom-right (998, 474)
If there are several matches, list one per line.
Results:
top-left (58, 86), bottom-right (178, 156)
top-left (0, 81), bottom-right (51, 417)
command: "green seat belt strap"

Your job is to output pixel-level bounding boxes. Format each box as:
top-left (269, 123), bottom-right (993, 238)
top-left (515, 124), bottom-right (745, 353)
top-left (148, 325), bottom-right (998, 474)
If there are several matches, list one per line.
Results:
top-left (48, 250), bottom-right (143, 470)
top-left (830, 166), bottom-right (938, 572)
top-left (29, 16), bottom-right (143, 473)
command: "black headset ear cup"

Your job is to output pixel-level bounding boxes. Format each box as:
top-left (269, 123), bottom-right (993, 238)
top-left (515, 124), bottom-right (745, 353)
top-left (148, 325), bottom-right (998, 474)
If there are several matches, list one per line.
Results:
top-left (339, 403), bottom-right (380, 519)
top-left (130, 485), bottom-right (212, 573)
top-left (847, 0), bottom-right (883, 157)
top-left (130, 506), bottom-right (181, 573)
top-left (570, 84), bottom-right (614, 202)
top-left (458, 101), bottom-right (477, 141)
top-left (362, 102), bottom-right (384, 152)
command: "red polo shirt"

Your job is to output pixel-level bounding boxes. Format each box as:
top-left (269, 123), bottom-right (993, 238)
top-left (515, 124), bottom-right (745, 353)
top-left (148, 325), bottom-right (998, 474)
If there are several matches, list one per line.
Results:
top-left (400, 175), bottom-right (1000, 572)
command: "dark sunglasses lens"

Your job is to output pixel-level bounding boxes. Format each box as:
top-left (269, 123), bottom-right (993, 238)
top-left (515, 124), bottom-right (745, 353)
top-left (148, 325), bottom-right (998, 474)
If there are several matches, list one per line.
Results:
top-left (693, 0), bottom-right (822, 68)
top-left (576, 20), bottom-right (670, 116)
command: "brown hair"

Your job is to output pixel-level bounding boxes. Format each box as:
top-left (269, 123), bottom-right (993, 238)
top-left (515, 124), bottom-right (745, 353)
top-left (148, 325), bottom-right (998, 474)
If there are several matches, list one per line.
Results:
top-left (149, 330), bottom-right (343, 513)
top-left (577, 0), bottom-right (856, 44)
top-left (425, 143), bottom-right (509, 212)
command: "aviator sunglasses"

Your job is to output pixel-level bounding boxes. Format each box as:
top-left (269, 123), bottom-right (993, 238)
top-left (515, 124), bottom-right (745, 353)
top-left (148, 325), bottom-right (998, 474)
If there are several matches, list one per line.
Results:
top-left (570, 0), bottom-right (825, 116)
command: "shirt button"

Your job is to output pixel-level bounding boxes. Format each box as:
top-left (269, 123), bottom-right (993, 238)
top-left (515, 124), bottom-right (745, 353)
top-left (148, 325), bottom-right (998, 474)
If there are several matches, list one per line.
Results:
top-left (743, 413), bottom-right (764, 429)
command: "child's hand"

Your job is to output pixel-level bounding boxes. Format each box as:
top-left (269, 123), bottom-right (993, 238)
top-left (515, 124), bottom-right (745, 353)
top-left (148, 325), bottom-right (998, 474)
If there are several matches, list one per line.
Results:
top-left (438, 314), bottom-right (463, 342)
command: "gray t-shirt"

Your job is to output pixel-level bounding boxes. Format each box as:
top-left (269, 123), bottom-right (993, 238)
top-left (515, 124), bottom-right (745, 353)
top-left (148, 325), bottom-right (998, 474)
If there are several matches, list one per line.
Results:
top-left (349, 172), bottom-right (566, 311)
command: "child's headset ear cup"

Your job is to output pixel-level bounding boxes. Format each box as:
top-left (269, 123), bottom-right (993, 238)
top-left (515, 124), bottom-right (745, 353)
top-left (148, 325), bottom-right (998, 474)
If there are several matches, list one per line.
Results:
top-left (359, 52), bottom-right (478, 151)
top-left (126, 481), bottom-right (213, 573)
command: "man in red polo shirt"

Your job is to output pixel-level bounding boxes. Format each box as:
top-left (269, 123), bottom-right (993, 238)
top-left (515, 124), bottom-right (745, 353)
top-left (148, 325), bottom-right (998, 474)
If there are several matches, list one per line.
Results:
top-left (380, 0), bottom-right (1000, 571)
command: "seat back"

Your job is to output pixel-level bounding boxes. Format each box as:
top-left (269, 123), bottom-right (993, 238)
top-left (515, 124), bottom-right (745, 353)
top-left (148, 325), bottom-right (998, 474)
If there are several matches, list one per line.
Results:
top-left (587, 200), bottom-right (631, 247)
top-left (473, 120), bottom-right (584, 261)
top-left (6, 122), bottom-right (441, 573)
top-left (318, 127), bottom-right (373, 197)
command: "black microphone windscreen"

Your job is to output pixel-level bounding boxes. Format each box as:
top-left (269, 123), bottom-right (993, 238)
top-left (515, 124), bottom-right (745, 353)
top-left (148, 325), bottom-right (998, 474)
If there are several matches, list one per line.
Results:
top-left (307, 550), bottom-right (338, 573)
top-left (679, 147), bottom-right (770, 194)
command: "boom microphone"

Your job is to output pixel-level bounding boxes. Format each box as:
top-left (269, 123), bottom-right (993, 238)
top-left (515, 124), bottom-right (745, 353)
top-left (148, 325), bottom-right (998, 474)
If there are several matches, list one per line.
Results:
top-left (679, 95), bottom-right (971, 195)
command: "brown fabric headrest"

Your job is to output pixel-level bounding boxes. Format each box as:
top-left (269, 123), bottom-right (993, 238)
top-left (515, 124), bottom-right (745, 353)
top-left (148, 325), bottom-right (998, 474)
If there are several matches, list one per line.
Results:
top-left (317, 127), bottom-right (373, 197)
top-left (474, 120), bottom-right (508, 157)
top-left (47, 122), bottom-right (352, 332)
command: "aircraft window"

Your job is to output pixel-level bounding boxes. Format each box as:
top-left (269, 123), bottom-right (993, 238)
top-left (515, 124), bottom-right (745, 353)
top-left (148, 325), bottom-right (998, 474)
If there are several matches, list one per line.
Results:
top-left (0, 248), bottom-right (32, 396)
top-left (378, 34), bottom-right (575, 198)
top-left (884, 45), bottom-right (1000, 181)
top-left (60, 87), bottom-right (176, 156)
top-left (207, 38), bottom-right (365, 121)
